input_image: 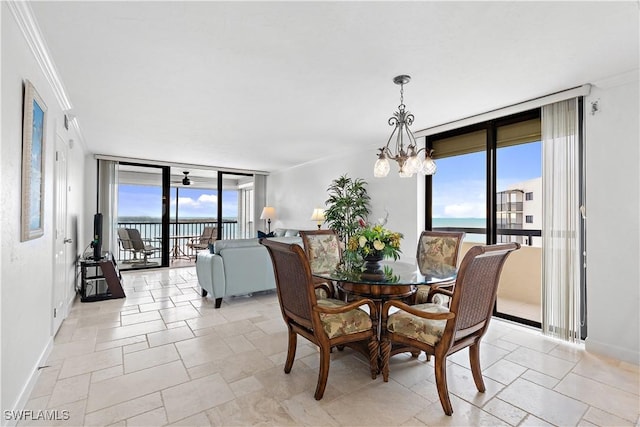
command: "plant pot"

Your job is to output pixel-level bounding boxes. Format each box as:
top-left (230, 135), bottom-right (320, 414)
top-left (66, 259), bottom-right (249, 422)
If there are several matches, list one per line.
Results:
top-left (363, 254), bottom-right (383, 275)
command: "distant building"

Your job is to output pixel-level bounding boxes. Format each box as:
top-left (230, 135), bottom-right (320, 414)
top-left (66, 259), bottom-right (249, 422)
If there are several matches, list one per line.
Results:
top-left (496, 177), bottom-right (542, 247)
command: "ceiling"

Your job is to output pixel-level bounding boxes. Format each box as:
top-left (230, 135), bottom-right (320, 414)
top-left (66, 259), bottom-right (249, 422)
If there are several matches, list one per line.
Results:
top-left (29, 1), bottom-right (639, 173)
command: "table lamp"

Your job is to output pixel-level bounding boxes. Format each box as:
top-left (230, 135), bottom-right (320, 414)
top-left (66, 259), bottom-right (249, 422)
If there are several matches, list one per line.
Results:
top-left (310, 208), bottom-right (325, 229)
top-left (260, 206), bottom-right (276, 233)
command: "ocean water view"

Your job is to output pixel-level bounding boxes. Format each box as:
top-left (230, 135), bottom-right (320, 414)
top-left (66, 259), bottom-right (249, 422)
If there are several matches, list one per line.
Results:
top-left (433, 217), bottom-right (487, 243)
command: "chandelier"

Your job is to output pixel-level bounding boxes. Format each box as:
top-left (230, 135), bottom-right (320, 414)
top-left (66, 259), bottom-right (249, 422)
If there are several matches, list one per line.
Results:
top-left (374, 75), bottom-right (437, 178)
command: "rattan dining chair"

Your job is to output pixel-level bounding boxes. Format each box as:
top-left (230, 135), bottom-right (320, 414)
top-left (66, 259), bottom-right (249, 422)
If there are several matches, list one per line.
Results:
top-left (261, 239), bottom-right (379, 400)
top-left (414, 230), bottom-right (465, 305)
top-left (381, 243), bottom-right (520, 415)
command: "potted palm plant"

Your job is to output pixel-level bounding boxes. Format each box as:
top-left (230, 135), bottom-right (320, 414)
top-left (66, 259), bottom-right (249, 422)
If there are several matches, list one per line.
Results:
top-left (324, 175), bottom-right (371, 246)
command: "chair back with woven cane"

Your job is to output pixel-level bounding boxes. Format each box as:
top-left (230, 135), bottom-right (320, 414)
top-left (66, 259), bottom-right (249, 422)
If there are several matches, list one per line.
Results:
top-left (381, 243), bottom-right (520, 415)
top-left (261, 238), bottom-right (379, 400)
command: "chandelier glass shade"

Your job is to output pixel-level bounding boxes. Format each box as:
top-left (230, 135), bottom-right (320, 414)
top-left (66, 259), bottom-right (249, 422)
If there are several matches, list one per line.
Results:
top-left (374, 75), bottom-right (437, 178)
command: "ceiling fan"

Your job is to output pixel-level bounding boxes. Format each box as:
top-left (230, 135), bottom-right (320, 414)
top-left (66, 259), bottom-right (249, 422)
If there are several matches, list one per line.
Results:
top-left (171, 171), bottom-right (195, 186)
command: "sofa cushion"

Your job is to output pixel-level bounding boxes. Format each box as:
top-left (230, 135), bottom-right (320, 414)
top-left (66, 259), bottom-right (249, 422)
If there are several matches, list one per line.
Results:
top-left (213, 238), bottom-right (260, 254)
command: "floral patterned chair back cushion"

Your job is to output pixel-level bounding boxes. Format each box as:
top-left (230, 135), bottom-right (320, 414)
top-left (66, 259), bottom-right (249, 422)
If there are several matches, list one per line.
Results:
top-left (306, 233), bottom-right (341, 273)
top-left (417, 232), bottom-right (465, 274)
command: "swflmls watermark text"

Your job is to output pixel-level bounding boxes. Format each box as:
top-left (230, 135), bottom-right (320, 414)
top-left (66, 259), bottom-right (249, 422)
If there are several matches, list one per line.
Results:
top-left (4, 410), bottom-right (70, 421)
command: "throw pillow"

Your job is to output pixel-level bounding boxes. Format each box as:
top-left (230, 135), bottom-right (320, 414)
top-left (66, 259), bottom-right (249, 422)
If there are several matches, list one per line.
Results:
top-left (208, 243), bottom-right (215, 253)
top-left (257, 230), bottom-right (275, 238)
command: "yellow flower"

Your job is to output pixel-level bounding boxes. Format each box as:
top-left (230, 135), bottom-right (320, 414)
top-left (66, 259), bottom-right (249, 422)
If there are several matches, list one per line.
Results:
top-left (358, 236), bottom-right (367, 248)
top-left (373, 240), bottom-right (385, 250)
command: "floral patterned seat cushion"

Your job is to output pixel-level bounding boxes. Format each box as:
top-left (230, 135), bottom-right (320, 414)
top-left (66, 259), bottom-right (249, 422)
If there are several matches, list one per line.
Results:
top-left (387, 303), bottom-right (450, 346)
top-left (317, 298), bottom-right (372, 339)
top-left (314, 287), bottom-right (330, 300)
top-left (417, 235), bottom-right (460, 271)
top-left (307, 235), bottom-right (341, 273)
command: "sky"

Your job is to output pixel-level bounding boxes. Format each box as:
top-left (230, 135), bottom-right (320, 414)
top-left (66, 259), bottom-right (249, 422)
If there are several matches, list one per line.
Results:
top-left (118, 142), bottom-right (541, 220)
top-left (118, 186), bottom-right (238, 219)
top-left (432, 141), bottom-right (541, 219)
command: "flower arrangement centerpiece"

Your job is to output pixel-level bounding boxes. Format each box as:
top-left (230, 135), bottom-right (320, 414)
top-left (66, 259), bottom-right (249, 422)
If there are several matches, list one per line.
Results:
top-left (345, 218), bottom-right (403, 275)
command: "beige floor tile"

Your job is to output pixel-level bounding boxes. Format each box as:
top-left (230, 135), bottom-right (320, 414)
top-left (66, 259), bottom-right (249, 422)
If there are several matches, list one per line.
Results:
top-left (122, 341), bottom-right (149, 354)
top-left (91, 364), bottom-right (123, 383)
top-left (85, 360), bottom-right (188, 412)
top-left (47, 373), bottom-right (91, 408)
top-left (138, 300), bottom-right (175, 312)
top-left (498, 378), bottom-right (588, 426)
top-left (58, 347), bottom-right (122, 379)
top-left (519, 413), bottom-right (555, 426)
top-left (222, 334), bottom-right (257, 354)
top-left (325, 379), bottom-right (425, 426)
top-left (147, 325), bottom-right (194, 347)
top-left (47, 339), bottom-right (96, 363)
top-left (124, 343), bottom-right (180, 373)
top-left (206, 391), bottom-right (296, 426)
top-left (94, 334), bottom-right (147, 351)
top-left (229, 376), bottom-right (264, 398)
top-left (444, 362), bottom-right (505, 408)
top-left (280, 392), bottom-right (340, 426)
top-left (29, 366), bottom-right (61, 399)
top-left (572, 352), bottom-right (640, 396)
top-left (83, 392), bottom-right (162, 426)
top-left (483, 397), bottom-right (527, 426)
top-left (413, 393), bottom-right (509, 426)
top-left (520, 368), bottom-right (560, 388)
top-left (159, 305), bottom-right (201, 323)
top-left (126, 407), bottom-right (168, 426)
top-left (554, 373), bottom-right (639, 422)
top-left (482, 359), bottom-right (528, 385)
top-left (162, 373), bottom-right (235, 423)
top-left (165, 411), bottom-right (212, 427)
top-left (120, 310), bottom-right (161, 326)
top-left (175, 333), bottom-right (234, 368)
top-left (500, 329), bottom-right (559, 353)
top-left (186, 313), bottom-right (228, 330)
top-left (448, 341), bottom-right (510, 372)
top-left (582, 406), bottom-right (637, 426)
top-left (505, 346), bottom-right (576, 379)
top-left (95, 320), bottom-right (166, 343)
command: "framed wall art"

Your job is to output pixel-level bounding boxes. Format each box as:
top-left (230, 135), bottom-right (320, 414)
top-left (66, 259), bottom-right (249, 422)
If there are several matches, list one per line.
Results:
top-left (21, 79), bottom-right (47, 241)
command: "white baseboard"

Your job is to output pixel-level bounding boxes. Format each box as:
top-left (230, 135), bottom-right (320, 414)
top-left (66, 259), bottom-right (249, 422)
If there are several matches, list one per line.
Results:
top-left (3, 338), bottom-right (54, 427)
top-left (585, 337), bottom-right (640, 366)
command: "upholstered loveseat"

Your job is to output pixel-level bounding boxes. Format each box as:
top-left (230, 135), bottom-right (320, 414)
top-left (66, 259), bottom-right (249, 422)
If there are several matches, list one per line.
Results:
top-left (195, 236), bottom-right (303, 308)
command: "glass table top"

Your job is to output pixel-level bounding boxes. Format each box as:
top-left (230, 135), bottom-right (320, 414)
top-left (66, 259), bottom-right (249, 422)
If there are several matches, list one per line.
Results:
top-left (312, 260), bottom-right (457, 286)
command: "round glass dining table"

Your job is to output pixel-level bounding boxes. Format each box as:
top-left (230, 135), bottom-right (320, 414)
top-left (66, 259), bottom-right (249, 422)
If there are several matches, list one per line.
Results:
top-left (312, 260), bottom-right (457, 302)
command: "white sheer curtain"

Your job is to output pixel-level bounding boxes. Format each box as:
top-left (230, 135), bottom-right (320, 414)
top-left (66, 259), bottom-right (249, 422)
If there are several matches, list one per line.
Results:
top-left (97, 159), bottom-right (119, 255)
top-left (541, 98), bottom-right (582, 342)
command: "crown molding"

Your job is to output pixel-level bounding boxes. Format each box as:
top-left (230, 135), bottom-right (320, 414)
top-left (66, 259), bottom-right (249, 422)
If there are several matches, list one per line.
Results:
top-left (7, 1), bottom-right (72, 111)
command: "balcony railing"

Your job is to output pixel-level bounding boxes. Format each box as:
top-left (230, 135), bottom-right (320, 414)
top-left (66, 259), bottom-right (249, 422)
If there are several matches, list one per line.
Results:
top-left (441, 226), bottom-right (542, 324)
top-left (116, 219), bottom-right (238, 262)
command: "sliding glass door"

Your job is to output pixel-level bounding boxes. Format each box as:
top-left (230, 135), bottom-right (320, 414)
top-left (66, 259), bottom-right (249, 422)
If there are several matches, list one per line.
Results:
top-left (427, 109), bottom-right (544, 327)
top-left (116, 163), bottom-right (169, 269)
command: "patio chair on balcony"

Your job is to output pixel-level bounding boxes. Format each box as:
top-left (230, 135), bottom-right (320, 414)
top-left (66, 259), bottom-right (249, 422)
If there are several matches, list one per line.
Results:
top-left (117, 227), bottom-right (138, 264)
top-left (414, 230), bottom-right (465, 305)
top-left (186, 226), bottom-right (217, 257)
top-left (127, 228), bottom-right (160, 266)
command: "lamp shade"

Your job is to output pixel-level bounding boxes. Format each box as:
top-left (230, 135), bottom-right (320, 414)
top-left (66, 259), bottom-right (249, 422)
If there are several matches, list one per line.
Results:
top-left (260, 206), bottom-right (276, 220)
top-left (310, 208), bottom-right (325, 221)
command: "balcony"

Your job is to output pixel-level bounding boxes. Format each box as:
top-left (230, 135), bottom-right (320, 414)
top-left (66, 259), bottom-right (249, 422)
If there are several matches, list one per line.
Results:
top-left (116, 219), bottom-right (238, 266)
top-left (437, 227), bottom-right (542, 324)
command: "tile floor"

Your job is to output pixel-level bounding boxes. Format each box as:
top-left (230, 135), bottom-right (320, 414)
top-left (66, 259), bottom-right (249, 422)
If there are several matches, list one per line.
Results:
top-left (20, 267), bottom-right (639, 426)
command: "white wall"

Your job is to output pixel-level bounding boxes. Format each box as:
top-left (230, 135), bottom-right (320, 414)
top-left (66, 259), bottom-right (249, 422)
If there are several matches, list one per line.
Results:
top-left (267, 149), bottom-right (422, 262)
top-left (584, 71), bottom-right (640, 364)
top-left (1, 2), bottom-right (87, 418)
